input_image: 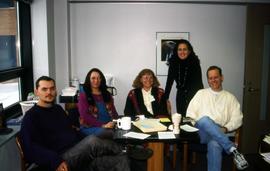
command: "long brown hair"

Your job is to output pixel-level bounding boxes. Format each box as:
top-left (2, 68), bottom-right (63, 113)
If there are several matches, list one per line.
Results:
top-left (132, 69), bottom-right (160, 88)
top-left (83, 68), bottom-right (111, 105)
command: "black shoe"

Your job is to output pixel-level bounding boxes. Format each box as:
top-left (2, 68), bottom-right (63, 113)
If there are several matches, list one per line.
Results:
top-left (128, 145), bottom-right (153, 160)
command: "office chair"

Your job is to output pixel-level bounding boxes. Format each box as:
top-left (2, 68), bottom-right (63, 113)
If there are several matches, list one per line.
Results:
top-left (15, 135), bottom-right (49, 171)
top-left (16, 135), bottom-right (30, 171)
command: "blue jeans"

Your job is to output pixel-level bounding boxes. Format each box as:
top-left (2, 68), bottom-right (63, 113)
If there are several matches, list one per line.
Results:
top-left (62, 135), bottom-right (130, 171)
top-left (80, 126), bottom-right (105, 136)
top-left (195, 116), bottom-right (235, 171)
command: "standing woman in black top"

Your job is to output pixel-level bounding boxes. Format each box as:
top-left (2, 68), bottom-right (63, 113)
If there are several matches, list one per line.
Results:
top-left (164, 39), bottom-right (203, 116)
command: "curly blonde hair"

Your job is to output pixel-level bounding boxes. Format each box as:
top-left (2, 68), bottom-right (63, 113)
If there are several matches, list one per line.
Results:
top-left (132, 69), bottom-right (160, 88)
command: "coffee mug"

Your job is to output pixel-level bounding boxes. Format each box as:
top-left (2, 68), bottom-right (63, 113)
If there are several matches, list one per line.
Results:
top-left (117, 117), bottom-right (131, 130)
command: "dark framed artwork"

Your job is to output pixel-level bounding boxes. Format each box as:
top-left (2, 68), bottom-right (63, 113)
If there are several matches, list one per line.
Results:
top-left (156, 32), bottom-right (189, 76)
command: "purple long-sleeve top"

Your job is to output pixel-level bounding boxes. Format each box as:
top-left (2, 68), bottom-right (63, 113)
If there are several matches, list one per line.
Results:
top-left (78, 92), bottom-right (118, 127)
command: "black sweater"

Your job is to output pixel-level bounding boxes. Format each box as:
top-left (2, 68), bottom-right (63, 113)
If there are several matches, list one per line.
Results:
top-left (20, 104), bottom-right (84, 170)
top-left (164, 55), bottom-right (204, 101)
top-left (124, 87), bottom-right (169, 119)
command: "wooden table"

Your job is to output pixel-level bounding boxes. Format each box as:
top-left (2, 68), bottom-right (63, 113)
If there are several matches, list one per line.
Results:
top-left (58, 95), bottom-right (200, 171)
top-left (113, 126), bottom-right (199, 171)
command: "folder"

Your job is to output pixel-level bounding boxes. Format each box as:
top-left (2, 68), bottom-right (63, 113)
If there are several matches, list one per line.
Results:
top-left (133, 119), bottom-right (167, 133)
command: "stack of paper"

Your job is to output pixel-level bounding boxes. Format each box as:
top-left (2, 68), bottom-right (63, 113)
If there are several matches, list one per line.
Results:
top-left (158, 131), bottom-right (175, 139)
top-left (133, 119), bottom-right (167, 133)
top-left (123, 132), bottom-right (150, 139)
top-left (180, 124), bottom-right (199, 132)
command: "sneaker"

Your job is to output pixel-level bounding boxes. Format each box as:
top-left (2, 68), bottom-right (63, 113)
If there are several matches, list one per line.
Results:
top-left (232, 149), bottom-right (249, 170)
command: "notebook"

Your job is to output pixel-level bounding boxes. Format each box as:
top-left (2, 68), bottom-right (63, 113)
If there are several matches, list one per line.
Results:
top-left (133, 119), bottom-right (167, 133)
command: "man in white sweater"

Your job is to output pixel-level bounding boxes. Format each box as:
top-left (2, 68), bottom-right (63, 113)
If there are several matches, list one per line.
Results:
top-left (186, 65), bottom-right (248, 171)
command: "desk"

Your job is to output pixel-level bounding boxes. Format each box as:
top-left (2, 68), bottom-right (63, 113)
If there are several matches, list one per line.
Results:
top-left (0, 125), bottom-right (20, 147)
top-left (113, 126), bottom-right (199, 171)
top-left (0, 125), bottom-right (21, 171)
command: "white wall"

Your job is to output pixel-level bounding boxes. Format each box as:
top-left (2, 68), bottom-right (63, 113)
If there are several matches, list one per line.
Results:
top-left (31, 0), bottom-right (56, 85)
top-left (68, 3), bottom-right (246, 114)
top-left (32, 0), bottom-right (247, 114)
top-left (31, 0), bottom-right (49, 81)
top-left (54, 0), bottom-right (70, 93)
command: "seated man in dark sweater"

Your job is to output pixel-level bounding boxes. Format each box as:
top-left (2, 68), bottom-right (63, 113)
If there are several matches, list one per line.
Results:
top-left (20, 76), bottom-right (130, 171)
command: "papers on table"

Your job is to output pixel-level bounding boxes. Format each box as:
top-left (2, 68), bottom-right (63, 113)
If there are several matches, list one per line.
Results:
top-left (168, 124), bottom-right (173, 131)
top-left (261, 152), bottom-right (270, 164)
top-left (180, 124), bottom-right (199, 132)
top-left (123, 131), bottom-right (176, 140)
top-left (133, 119), bottom-right (167, 133)
top-left (263, 134), bottom-right (270, 145)
top-left (123, 131), bottom-right (151, 140)
top-left (158, 131), bottom-right (175, 139)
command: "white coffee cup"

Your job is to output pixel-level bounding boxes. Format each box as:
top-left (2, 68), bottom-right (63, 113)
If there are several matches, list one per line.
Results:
top-left (117, 117), bottom-right (131, 130)
top-left (172, 113), bottom-right (182, 134)
top-left (172, 113), bottom-right (182, 124)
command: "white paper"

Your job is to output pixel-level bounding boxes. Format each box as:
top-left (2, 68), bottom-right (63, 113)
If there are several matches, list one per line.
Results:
top-left (263, 135), bottom-right (270, 144)
top-left (261, 152), bottom-right (270, 164)
top-left (123, 131), bottom-right (151, 139)
top-left (158, 131), bottom-right (176, 139)
top-left (180, 124), bottom-right (199, 132)
top-left (168, 124), bottom-right (173, 131)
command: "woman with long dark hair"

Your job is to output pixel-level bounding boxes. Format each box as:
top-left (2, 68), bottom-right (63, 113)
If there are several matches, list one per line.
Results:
top-left (78, 68), bottom-right (118, 135)
top-left (164, 39), bottom-right (203, 116)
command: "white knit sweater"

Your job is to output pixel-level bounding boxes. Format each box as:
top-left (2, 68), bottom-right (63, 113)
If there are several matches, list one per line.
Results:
top-left (186, 88), bottom-right (243, 132)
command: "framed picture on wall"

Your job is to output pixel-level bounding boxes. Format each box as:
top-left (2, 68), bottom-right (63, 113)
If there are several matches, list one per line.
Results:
top-left (156, 32), bottom-right (189, 76)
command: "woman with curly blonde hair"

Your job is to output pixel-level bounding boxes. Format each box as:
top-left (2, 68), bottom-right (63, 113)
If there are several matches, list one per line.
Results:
top-left (124, 69), bottom-right (169, 119)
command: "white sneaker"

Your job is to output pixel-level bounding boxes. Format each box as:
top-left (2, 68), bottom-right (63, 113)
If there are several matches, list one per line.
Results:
top-left (233, 149), bottom-right (249, 170)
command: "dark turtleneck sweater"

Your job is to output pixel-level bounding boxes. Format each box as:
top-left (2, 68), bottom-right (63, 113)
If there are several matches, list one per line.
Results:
top-left (164, 55), bottom-right (204, 114)
top-left (20, 104), bottom-right (84, 170)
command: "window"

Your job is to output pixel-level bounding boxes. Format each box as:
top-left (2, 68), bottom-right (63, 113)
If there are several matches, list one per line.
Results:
top-left (0, 78), bottom-right (20, 108)
top-left (0, 0), bottom-right (33, 118)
